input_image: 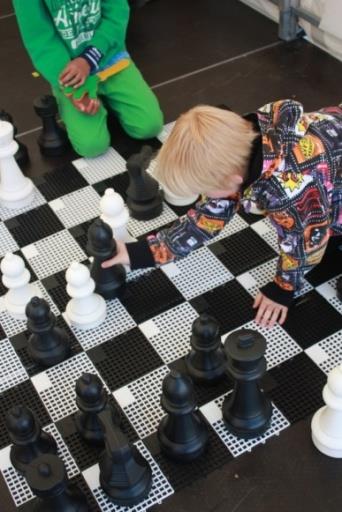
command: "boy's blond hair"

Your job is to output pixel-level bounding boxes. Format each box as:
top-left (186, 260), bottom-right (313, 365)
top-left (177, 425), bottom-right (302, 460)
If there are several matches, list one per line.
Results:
top-left (154, 105), bottom-right (258, 196)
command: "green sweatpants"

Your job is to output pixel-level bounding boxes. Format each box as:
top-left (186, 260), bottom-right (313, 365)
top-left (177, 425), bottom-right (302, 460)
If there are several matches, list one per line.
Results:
top-left (53, 62), bottom-right (163, 158)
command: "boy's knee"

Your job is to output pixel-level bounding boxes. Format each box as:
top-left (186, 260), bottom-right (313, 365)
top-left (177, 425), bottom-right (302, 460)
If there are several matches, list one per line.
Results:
top-left (125, 108), bottom-right (164, 140)
top-left (72, 133), bottom-right (110, 158)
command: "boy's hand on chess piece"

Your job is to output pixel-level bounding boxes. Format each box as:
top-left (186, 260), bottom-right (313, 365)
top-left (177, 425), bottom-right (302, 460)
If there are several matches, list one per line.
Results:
top-left (102, 240), bottom-right (130, 268)
top-left (71, 94), bottom-right (101, 115)
top-left (253, 292), bottom-right (288, 329)
top-left (59, 58), bottom-right (91, 88)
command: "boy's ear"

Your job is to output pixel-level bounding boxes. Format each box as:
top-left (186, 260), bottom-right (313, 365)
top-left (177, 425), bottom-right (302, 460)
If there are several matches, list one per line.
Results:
top-left (230, 174), bottom-right (244, 185)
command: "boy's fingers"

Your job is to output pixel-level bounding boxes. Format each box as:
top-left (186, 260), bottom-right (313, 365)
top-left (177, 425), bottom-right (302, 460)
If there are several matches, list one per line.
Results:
top-left (268, 308), bottom-right (280, 329)
top-left (102, 258), bottom-right (117, 269)
top-left (255, 301), bottom-right (267, 324)
top-left (260, 306), bottom-right (273, 328)
top-left (253, 293), bottom-right (263, 308)
top-left (279, 307), bottom-right (288, 325)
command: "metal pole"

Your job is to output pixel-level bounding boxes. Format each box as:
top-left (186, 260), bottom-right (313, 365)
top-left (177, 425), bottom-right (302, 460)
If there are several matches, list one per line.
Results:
top-left (278, 0), bottom-right (300, 41)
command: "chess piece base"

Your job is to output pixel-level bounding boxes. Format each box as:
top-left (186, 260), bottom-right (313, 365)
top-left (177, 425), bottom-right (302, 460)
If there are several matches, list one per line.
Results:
top-left (28, 329), bottom-right (70, 367)
top-left (126, 191), bottom-right (163, 221)
top-left (223, 395), bottom-right (272, 439)
top-left (4, 284), bottom-right (42, 320)
top-left (311, 407), bottom-right (342, 458)
top-left (0, 177), bottom-right (34, 210)
top-left (65, 295), bottom-right (106, 330)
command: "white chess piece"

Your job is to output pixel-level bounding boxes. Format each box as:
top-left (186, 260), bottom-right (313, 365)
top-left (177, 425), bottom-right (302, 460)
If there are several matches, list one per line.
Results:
top-left (0, 253), bottom-right (42, 320)
top-left (100, 188), bottom-right (135, 243)
top-left (65, 261), bottom-right (106, 330)
top-left (0, 121), bottom-right (34, 209)
top-left (148, 159), bottom-right (198, 207)
top-left (311, 364), bottom-right (342, 458)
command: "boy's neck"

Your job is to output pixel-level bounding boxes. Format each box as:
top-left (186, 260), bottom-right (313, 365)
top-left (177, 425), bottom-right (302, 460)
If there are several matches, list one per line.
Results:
top-left (242, 113), bottom-right (263, 190)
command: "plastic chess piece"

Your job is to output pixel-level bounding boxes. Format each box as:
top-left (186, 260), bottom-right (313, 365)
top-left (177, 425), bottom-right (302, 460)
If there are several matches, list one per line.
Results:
top-left (100, 188), bottom-right (135, 243)
top-left (0, 253), bottom-right (42, 320)
top-left (126, 145), bottom-right (163, 220)
top-left (33, 95), bottom-right (69, 157)
top-left (75, 373), bottom-right (121, 445)
top-left (6, 406), bottom-right (57, 475)
top-left (98, 409), bottom-right (152, 506)
top-left (25, 454), bottom-right (89, 512)
top-left (337, 276), bottom-right (342, 302)
top-left (0, 121), bottom-right (34, 210)
top-left (26, 296), bottom-right (70, 367)
top-left (311, 364), bottom-right (342, 458)
top-left (185, 314), bottom-right (226, 383)
top-left (0, 110), bottom-right (29, 167)
top-left (65, 261), bottom-right (106, 330)
top-left (222, 329), bottom-right (272, 439)
top-left (158, 370), bottom-right (208, 462)
top-left (87, 219), bottom-right (126, 300)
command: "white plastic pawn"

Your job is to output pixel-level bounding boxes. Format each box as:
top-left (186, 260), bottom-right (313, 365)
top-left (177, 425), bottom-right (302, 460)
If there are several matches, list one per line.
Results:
top-left (100, 188), bottom-right (135, 243)
top-left (0, 253), bottom-right (42, 320)
top-left (0, 121), bottom-right (34, 209)
top-left (65, 261), bottom-right (106, 330)
top-left (148, 160), bottom-right (198, 207)
top-left (311, 364), bottom-right (342, 458)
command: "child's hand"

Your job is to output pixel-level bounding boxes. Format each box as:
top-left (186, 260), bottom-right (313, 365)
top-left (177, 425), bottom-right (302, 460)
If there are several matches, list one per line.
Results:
top-left (59, 58), bottom-right (91, 88)
top-left (101, 240), bottom-right (130, 269)
top-left (253, 292), bottom-right (288, 329)
top-left (71, 94), bottom-right (101, 115)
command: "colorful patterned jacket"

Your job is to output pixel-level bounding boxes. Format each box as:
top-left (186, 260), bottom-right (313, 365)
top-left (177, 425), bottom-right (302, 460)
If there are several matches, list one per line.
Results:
top-left (127, 99), bottom-right (342, 306)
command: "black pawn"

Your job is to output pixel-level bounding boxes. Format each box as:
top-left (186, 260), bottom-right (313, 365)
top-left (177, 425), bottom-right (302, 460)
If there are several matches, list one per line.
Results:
top-left (337, 276), bottom-right (342, 301)
top-left (33, 95), bottom-right (69, 157)
top-left (158, 370), bottom-right (208, 462)
top-left (87, 219), bottom-right (126, 300)
top-left (6, 406), bottom-right (57, 475)
top-left (75, 373), bottom-right (121, 445)
top-left (98, 409), bottom-right (152, 506)
top-left (25, 454), bottom-right (89, 512)
top-left (26, 297), bottom-right (70, 367)
top-left (222, 329), bottom-right (272, 439)
top-left (126, 145), bottom-right (163, 220)
top-left (185, 314), bottom-right (226, 383)
top-left (0, 109), bottom-right (29, 167)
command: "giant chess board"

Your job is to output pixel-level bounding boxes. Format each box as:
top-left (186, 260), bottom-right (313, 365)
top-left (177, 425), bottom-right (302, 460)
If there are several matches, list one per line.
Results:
top-left (0, 121), bottom-right (341, 511)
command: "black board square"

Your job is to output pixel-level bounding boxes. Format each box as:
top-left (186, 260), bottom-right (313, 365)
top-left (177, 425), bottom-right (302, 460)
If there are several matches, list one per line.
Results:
top-left (42, 270), bottom-right (69, 312)
top-left (5, 204), bottom-right (64, 247)
top-left (34, 163), bottom-right (88, 202)
top-left (269, 352), bottom-right (326, 424)
top-left (283, 290), bottom-right (342, 348)
top-left (69, 219), bottom-right (96, 254)
top-left (209, 227), bottom-right (277, 276)
top-left (92, 171), bottom-right (129, 200)
top-left (0, 380), bottom-right (51, 449)
top-left (120, 269), bottom-right (184, 323)
top-left (88, 327), bottom-right (164, 391)
top-left (190, 280), bottom-right (255, 334)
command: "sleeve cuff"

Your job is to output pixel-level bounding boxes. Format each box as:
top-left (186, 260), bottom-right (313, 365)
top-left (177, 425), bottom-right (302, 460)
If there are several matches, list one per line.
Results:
top-left (260, 282), bottom-right (295, 307)
top-left (80, 46), bottom-right (103, 73)
top-left (126, 240), bottom-right (156, 270)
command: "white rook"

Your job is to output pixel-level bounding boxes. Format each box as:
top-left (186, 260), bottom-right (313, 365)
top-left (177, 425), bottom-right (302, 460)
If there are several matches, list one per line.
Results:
top-left (311, 364), bottom-right (342, 458)
top-left (0, 121), bottom-right (34, 209)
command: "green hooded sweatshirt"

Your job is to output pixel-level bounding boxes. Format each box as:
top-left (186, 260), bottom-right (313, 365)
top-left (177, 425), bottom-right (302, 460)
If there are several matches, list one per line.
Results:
top-left (13, 0), bottom-right (130, 87)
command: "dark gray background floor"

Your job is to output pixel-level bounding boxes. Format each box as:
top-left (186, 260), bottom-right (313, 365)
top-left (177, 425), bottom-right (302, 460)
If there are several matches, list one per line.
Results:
top-left (1, 1), bottom-right (342, 511)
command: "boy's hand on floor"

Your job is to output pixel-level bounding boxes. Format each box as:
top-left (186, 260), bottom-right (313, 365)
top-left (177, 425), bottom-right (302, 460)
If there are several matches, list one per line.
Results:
top-left (253, 292), bottom-right (288, 329)
top-left (101, 240), bottom-right (130, 269)
top-left (71, 94), bottom-right (100, 115)
top-left (59, 58), bottom-right (91, 88)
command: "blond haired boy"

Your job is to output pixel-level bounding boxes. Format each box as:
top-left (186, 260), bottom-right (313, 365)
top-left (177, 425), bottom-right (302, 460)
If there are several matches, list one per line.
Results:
top-left (103, 100), bottom-right (342, 328)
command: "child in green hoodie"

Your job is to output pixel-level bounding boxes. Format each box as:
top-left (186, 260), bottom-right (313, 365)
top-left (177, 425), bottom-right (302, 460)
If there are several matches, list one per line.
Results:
top-left (13, 0), bottom-right (163, 157)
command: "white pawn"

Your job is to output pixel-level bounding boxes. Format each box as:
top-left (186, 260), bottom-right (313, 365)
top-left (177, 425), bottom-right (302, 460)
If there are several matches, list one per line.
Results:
top-left (311, 364), bottom-right (342, 458)
top-left (100, 188), bottom-right (135, 243)
top-left (0, 121), bottom-right (34, 210)
top-left (0, 253), bottom-right (42, 320)
top-left (65, 261), bottom-right (106, 330)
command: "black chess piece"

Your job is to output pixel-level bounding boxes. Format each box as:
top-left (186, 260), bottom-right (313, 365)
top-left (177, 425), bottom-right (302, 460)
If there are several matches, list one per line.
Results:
top-left (98, 409), bottom-right (152, 506)
top-left (185, 314), bottom-right (226, 383)
top-left (6, 406), bottom-right (57, 475)
top-left (75, 373), bottom-right (121, 445)
top-left (158, 370), bottom-right (208, 462)
top-left (0, 109), bottom-right (29, 167)
top-left (33, 95), bottom-right (69, 157)
top-left (26, 297), bottom-right (70, 367)
top-left (222, 329), bottom-right (272, 439)
top-left (337, 276), bottom-right (342, 301)
top-left (87, 219), bottom-right (126, 300)
top-left (25, 454), bottom-right (89, 512)
top-left (126, 145), bottom-right (163, 220)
